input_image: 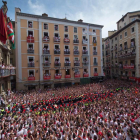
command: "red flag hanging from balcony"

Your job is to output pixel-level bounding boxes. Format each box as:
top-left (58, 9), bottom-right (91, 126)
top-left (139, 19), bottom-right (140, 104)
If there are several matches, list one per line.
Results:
top-left (0, 9), bottom-right (8, 44)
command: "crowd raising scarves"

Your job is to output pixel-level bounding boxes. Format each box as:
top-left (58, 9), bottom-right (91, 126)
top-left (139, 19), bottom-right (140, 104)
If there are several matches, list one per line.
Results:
top-left (0, 80), bottom-right (140, 139)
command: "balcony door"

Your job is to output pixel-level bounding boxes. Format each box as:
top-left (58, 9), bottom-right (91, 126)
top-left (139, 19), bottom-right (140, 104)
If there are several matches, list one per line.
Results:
top-left (66, 69), bottom-right (70, 75)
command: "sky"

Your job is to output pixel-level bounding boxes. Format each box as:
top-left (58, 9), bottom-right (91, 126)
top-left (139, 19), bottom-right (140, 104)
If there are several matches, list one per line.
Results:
top-left (0, 0), bottom-right (140, 38)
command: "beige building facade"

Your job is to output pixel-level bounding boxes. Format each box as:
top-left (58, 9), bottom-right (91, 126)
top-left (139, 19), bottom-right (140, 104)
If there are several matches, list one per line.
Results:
top-left (15, 8), bottom-right (104, 90)
top-left (103, 10), bottom-right (140, 82)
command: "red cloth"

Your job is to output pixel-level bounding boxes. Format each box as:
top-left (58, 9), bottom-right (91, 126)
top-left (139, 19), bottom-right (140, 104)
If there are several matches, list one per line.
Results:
top-left (0, 9), bottom-right (7, 44)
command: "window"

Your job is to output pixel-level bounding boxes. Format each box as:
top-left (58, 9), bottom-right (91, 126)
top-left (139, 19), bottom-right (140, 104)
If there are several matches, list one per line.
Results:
top-left (54, 33), bottom-right (59, 37)
top-left (44, 32), bottom-right (48, 37)
top-left (120, 35), bottom-right (122, 39)
top-left (93, 37), bottom-right (96, 43)
top-left (93, 47), bottom-right (96, 51)
top-left (55, 45), bottom-right (59, 49)
top-left (28, 44), bottom-right (33, 49)
top-left (94, 58), bottom-right (97, 63)
top-left (74, 46), bottom-right (78, 50)
top-left (64, 34), bottom-right (68, 38)
top-left (125, 32), bottom-right (127, 37)
top-left (74, 35), bottom-right (78, 39)
top-left (56, 69), bottom-right (59, 74)
top-left (74, 27), bottom-right (77, 33)
top-left (124, 23), bottom-right (126, 26)
top-left (65, 45), bottom-right (69, 49)
top-left (84, 69), bottom-right (88, 72)
top-left (54, 25), bottom-right (58, 31)
top-left (93, 29), bottom-right (95, 33)
top-left (74, 57), bottom-right (78, 61)
top-left (28, 57), bottom-right (34, 62)
top-left (83, 46), bottom-right (87, 50)
top-left (122, 18), bottom-right (124, 22)
top-left (44, 44), bottom-right (49, 49)
top-left (83, 28), bottom-right (85, 32)
top-left (28, 21), bottom-right (33, 28)
top-left (83, 36), bottom-right (86, 40)
top-left (94, 68), bottom-right (97, 73)
top-left (112, 39), bottom-right (113, 43)
top-left (44, 23), bottom-right (48, 29)
top-left (66, 69), bottom-right (70, 75)
top-left (64, 26), bottom-right (68, 32)
top-left (115, 37), bottom-right (117, 40)
top-left (132, 71), bottom-right (135, 77)
top-left (28, 30), bottom-right (33, 36)
top-left (29, 70), bottom-right (34, 76)
top-left (44, 70), bottom-right (49, 74)
top-left (131, 27), bottom-right (134, 33)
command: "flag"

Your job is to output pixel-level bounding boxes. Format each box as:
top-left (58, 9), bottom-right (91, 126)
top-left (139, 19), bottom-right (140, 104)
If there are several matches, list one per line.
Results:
top-left (0, 9), bottom-right (7, 44)
top-left (7, 21), bottom-right (15, 49)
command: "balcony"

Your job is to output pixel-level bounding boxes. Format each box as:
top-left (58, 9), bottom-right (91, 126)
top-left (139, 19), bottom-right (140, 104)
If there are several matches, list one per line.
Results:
top-left (82, 61), bottom-right (89, 66)
top-left (43, 62), bottom-right (51, 67)
top-left (54, 62), bottom-right (61, 67)
top-left (93, 51), bottom-right (97, 55)
top-left (43, 50), bottom-right (50, 54)
top-left (82, 50), bottom-right (88, 55)
top-left (0, 69), bottom-right (10, 77)
top-left (83, 73), bottom-right (89, 77)
top-left (93, 62), bottom-right (98, 66)
top-left (28, 63), bottom-right (35, 67)
top-left (74, 73), bottom-right (80, 78)
top-left (82, 39), bottom-right (88, 45)
top-left (64, 62), bottom-right (71, 66)
top-left (94, 73), bottom-right (98, 76)
top-left (54, 49), bottom-right (60, 54)
top-left (42, 36), bottom-right (50, 42)
top-left (28, 76), bottom-right (35, 81)
top-left (64, 50), bottom-right (70, 55)
top-left (65, 75), bottom-right (71, 78)
top-left (54, 37), bottom-right (60, 43)
top-left (10, 69), bottom-right (16, 75)
top-left (44, 75), bottom-right (51, 80)
top-left (54, 74), bottom-right (61, 79)
top-left (124, 45), bottom-right (128, 50)
top-left (73, 50), bottom-right (79, 55)
top-left (27, 36), bottom-right (34, 43)
top-left (130, 42), bottom-right (135, 48)
top-left (64, 38), bottom-right (70, 43)
top-left (74, 61), bottom-right (80, 66)
top-left (123, 65), bottom-right (135, 69)
top-left (27, 49), bottom-right (34, 54)
top-left (73, 40), bottom-right (79, 44)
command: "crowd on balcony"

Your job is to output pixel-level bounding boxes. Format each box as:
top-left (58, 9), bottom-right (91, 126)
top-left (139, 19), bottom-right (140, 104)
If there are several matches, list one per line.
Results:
top-left (54, 36), bottom-right (60, 42)
top-left (54, 60), bottom-right (60, 65)
top-left (74, 71), bottom-right (80, 75)
top-left (82, 49), bottom-right (88, 54)
top-left (54, 48), bottom-right (60, 53)
top-left (43, 36), bottom-right (49, 41)
top-left (44, 73), bottom-right (51, 76)
top-left (64, 49), bottom-right (70, 54)
top-left (55, 73), bottom-right (62, 76)
top-left (29, 73), bottom-right (34, 77)
top-left (0, 80), bottom-right (140, 139)
top-left (83, 59), bottom-right (89, 64)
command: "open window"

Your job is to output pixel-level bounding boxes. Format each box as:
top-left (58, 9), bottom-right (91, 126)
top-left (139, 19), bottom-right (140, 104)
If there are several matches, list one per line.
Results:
top-left (44, 70), bottom-right (49, 75)
top-left (94, 58), bottom-right (97, 63)
top-left (28, 44), bottom-right (33, 50)
top-left (65, 46), bottom-right (69, 49)
top-left (120, 44), bottom-right (122, 50)
top-left (74, 35), bottom-right (78, 39)
top-left (55, 45), bottom-right (59, 49)
top-left (93, 37), bottom-right (96, 43)
top-left (131, 38), bottom-right (135, 47)
top-left (54, 33), bottom-right (59, 37)
top-left (131, 27), bottom-right (134, 33)
top-left (66, 69), bottom-right (70, 75)
top-left (74, 46), bottom-right (78, 50)
top-left (94, 68), bottom-right (97, 73)
top-left (28, 21), bottom-right (33, 28)
top-left (28, 30), bottom-right (33, 36)
top-left (28, 57), bottom-right (34, 63)
top-left (44, 23), bottom-right (48, 30)
top-left (29, 70), bottom-right (34, 77)
top-left (83, 28), bottom-right (85, 32)
top-left (84, 69), bottom-right (88, 73)
top-left (43, 44), bottom-right (49, 50)
top-left (65, 57), bottom-right (70, 62)
top-left (125, 71), bottom-right (128, 76)
top-left (74, 27), bottom-right (77, 33)
top-left (93, 47), bottom-right (96, 52)
top-left (124, 42), bottom-right (127, 49)
top-left (64, 34), bottom-right (69, 38)
top-left (54, 25), bottom-right (58, 31)
top-left (132, 71), bottom-right (135, 77)
top-left (44, 32), bottom-right (48, 37)
top-left (83, 36), bottom-right (86, 40)
top-left (93, 29), bottom-right (95, 33)
top-left (83, 46), bottom-right (87, 50)
top-left (55, 57), bottom-right (60, 62)
top-left (64, 26), bottom-right (68, 32)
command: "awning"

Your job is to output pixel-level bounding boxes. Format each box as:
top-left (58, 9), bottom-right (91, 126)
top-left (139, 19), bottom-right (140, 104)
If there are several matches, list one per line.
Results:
top-left (24, 83), bottom-right (38, 86)
top-left (41, 82), bottom-right (53, 85)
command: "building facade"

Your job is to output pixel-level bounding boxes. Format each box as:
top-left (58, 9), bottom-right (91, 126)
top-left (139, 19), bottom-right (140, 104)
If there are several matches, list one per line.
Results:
top-left (15, 8), bottom-right (104, 90)
top-left (103, 10), bottom-right (140, 82)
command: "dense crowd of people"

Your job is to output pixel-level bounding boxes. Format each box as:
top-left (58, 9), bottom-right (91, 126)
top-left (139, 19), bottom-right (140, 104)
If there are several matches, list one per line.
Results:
top-left (0, 80), bottom-right (140, 140)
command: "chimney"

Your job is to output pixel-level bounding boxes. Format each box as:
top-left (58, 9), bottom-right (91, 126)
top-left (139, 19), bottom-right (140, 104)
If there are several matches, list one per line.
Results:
top-left (42, 13), bottom-right (48, 17)
top-left (78, 19), bottom-right (83, 22)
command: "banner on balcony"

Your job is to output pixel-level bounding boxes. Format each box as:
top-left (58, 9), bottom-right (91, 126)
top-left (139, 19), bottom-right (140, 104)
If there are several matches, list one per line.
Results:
top-left (74, 74), bottom-right (80, 78)
top-left (64, 38), bottom-right (70, 43)
top-left (27, 36), bottom-right (34, 43)
top-left (28, 77), bottom-right (35, 81)
top-left (55, 75), bottom-right (61, 79)
top-left (65, 75), bottom-right (71, 78)
top-left (84, 74), bottom-right (89, 77)
top-left (44, 76), bottom-right (51, 80)
top-left (129, 77), bottom-right (136, 81)
top-left (94, 73), bottom-right (98, 76)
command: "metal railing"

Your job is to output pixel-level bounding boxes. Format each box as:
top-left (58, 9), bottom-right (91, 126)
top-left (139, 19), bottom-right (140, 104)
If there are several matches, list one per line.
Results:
top-left (27, 49), bottom-right (34, 54)
top-left (73, 40), bottom-right (79, 44)
top-left (54, 63), bottom-right (61, 66)
top-left (73, 50), bottom-right (79, 55)
top-left (43, 50), bottom-right (50, 54)
top-left (28, 63), bottom-right (35, 67)
top-left (93, 62), bottom-right (98, 66)
top-left (93, 51), bottom-right (97, 55)
top-left (64, 50), bottom-right (70, 54)
top-left (54, 50), bottom-right (60, 54)
top-left (64, 63), bottom-right (71, 66)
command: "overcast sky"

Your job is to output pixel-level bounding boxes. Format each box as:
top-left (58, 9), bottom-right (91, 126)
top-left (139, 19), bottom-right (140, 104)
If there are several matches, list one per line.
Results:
top-left (1, 0), bottom-right (140, 38)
